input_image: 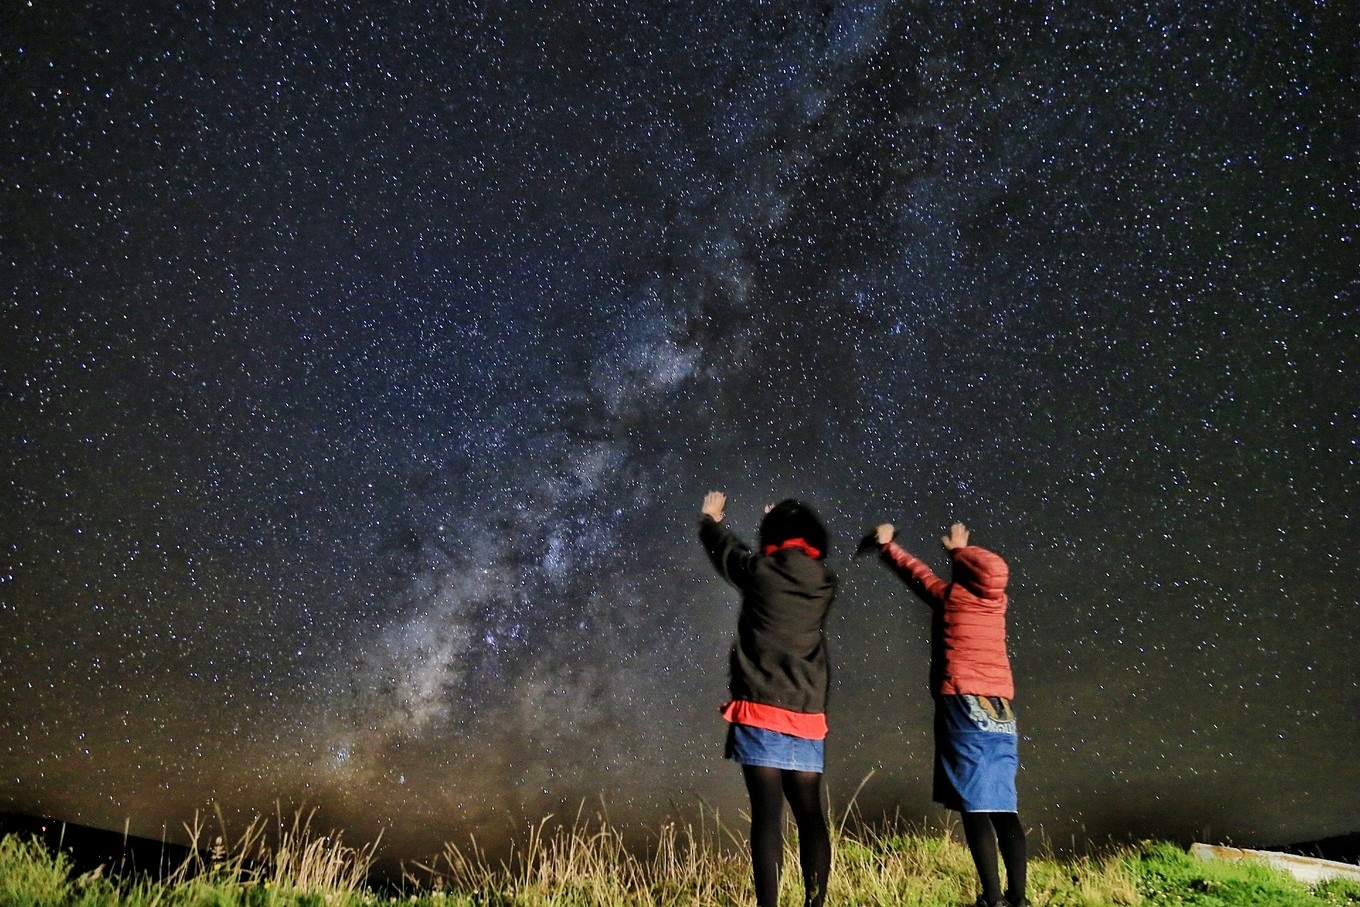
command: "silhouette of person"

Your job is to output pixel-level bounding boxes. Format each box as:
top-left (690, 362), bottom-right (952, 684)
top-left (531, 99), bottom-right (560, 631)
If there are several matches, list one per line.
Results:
top-left (700, 491), bottom-right (835, 907)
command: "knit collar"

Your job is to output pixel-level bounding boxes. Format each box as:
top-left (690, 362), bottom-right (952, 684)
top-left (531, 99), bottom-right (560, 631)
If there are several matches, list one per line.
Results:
top-left (763, 538), bottom-right (823, 560)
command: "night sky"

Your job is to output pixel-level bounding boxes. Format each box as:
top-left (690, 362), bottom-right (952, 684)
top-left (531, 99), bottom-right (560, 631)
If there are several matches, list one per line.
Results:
top-left (3, 0), bottom-right (1357, 869)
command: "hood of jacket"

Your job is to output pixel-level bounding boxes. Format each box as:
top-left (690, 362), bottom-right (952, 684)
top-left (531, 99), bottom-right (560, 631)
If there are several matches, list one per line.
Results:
top-left (950, 546), bottom-right (1009, 602)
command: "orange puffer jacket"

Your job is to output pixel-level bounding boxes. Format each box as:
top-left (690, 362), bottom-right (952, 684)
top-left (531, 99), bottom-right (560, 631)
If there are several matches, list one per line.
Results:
top-left (881, 542), bottom-right (1014, 700)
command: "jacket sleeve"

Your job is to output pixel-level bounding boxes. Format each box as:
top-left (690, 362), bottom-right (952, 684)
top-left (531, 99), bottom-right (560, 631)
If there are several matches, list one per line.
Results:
top-left (880, 540), bottom-right (949, 608)
top-left (699, 515), bottom-right (759, 589)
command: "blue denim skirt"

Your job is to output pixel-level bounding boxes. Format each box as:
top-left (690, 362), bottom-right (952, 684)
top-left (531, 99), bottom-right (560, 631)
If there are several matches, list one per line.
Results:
top-left (725, 723), bottom-right (825, 772)
top-left (933, 694), bottom-right (1019, 812)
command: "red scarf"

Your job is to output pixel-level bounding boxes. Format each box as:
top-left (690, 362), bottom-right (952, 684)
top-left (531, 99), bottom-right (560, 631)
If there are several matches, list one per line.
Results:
top-left (763, 538), bottom-right (822, 560)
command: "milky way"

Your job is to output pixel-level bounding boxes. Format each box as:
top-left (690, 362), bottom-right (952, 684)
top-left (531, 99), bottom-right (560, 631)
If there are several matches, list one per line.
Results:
top-left (3, 1), bottom-right (1356, 867)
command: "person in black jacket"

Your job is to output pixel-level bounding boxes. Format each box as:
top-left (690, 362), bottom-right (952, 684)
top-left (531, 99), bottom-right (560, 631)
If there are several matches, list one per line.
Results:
top-left (699, 490), bottom-right (836, 907)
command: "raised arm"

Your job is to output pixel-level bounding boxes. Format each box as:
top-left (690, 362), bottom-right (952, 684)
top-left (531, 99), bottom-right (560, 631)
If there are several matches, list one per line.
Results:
top-left (874, 522), bottom-right (950, 607)
top-left (699, 491), bottom-right (759, 588)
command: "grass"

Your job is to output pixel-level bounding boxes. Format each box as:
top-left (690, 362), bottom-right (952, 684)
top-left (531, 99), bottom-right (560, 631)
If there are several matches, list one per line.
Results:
top-left (2, 806), bottom-right (1358, 907)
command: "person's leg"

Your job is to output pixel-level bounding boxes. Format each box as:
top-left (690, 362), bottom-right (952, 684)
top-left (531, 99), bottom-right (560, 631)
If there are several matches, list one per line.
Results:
top-left (960, 810), bottom-right (1003, 906)
top-left (742, 765), bottom-right (785, 907)
top-left (990, 812), bottom-right (1027, 905)
top-left (781, 770), bottom-right (831, 907)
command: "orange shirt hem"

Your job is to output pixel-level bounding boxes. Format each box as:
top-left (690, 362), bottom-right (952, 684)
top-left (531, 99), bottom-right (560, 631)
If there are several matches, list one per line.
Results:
top-left (720, 700), bottom-right (828, 740)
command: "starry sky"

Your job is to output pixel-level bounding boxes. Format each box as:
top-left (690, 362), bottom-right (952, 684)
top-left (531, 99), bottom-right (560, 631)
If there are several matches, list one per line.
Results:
top-left (3, 0), bottom-right (1357, 869)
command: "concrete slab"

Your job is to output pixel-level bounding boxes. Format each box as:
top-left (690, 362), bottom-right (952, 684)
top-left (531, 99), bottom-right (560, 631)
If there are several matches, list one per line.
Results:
top-left (1191, 842), bottom-right (1360, 886)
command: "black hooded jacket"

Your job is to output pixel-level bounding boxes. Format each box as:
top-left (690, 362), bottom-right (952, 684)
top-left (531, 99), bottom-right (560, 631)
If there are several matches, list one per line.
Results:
top-left (700, 515), bottom-right (837, 714)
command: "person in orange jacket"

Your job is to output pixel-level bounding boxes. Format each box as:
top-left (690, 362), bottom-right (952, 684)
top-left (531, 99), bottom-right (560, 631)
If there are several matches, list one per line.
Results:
top-left (874, 520), bottom-right (1027, 907)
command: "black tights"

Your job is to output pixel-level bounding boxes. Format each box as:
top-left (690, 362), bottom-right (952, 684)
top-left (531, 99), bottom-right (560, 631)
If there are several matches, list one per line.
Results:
top-left (961, 811), bottom-right (1027, 906)
top-left (742, 765), bottom-right (831, 907)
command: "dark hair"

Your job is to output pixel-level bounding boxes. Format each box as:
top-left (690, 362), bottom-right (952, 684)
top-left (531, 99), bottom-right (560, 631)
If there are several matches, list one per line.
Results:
top-left (759, 499), bottom-right (829, 558)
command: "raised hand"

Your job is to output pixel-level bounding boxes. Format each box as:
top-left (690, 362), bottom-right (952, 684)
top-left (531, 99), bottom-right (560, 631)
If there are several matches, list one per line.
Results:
top-left (702, 491), bottom-right (727, 522)
top-left (941, 522), bottom-right (970, 550)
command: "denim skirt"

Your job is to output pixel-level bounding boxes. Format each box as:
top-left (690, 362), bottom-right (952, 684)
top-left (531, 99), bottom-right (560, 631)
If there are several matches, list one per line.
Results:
top-left (725, 723), bottom-right (825, 772)
top-left (933, 694), bottom-right (1019, 812)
